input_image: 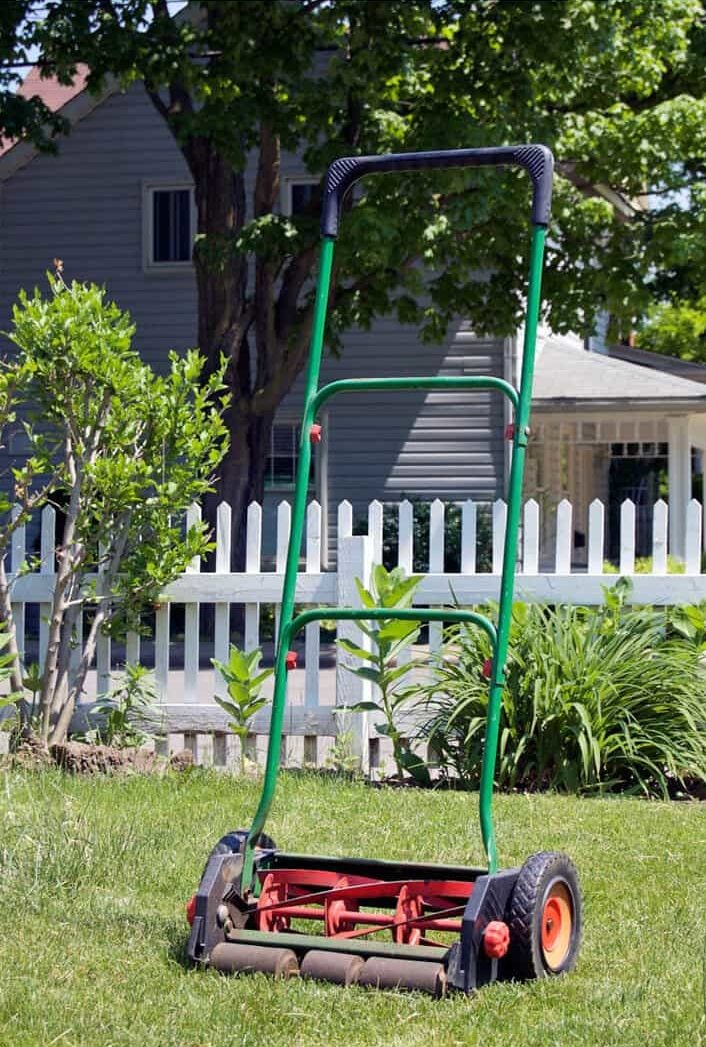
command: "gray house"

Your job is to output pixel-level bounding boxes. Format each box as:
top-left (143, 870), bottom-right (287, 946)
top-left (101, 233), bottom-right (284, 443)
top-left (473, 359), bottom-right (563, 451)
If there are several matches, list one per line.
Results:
top-left (0, 70), bottom-right (508, 562)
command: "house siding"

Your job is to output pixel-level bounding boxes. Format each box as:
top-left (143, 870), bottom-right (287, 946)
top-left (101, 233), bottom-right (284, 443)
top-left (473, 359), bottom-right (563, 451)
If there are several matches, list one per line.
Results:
top-left (0, 83), bottom-right (198, 369)
top-left (0, 82), bottom-right (505, 559)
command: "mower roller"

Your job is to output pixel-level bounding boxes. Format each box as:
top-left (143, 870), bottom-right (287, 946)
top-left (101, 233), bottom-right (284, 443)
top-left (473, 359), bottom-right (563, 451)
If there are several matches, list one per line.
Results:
top-left (186, 144), bottom-right (582, 995)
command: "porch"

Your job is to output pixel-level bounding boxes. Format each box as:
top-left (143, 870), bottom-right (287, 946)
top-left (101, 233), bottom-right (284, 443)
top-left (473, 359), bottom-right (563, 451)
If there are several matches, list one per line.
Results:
top-left (529, 336), bottom-right (706, 564)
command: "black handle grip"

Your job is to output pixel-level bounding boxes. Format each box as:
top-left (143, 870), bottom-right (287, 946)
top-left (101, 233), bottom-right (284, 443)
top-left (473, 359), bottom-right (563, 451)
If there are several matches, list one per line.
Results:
top-left (321, 144), bottom-right (553, 237)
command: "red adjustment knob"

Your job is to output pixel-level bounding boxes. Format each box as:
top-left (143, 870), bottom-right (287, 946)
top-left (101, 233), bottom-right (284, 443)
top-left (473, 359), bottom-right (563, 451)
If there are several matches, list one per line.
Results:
top-left (483, 920), bottom-right (510, 959)
top-left (310, 424), bottom-right (322, 444)
top-left (482, 658), bottom-right (492, 679)
top-left (285, 651), bottom-right (298, 670)
top-left (186, 893), bottom-right (197, 926)
top-left (504, 423), bottom-right (515, 440)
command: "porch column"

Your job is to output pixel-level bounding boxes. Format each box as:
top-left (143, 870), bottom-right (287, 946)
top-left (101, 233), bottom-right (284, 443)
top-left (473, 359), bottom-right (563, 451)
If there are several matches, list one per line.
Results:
top-left (667, 415), bottom-right (691, 559)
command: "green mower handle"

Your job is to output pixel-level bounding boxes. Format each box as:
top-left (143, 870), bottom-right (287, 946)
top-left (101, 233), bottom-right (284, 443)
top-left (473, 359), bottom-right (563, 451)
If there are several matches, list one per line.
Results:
top-left (321, 144), bottom-right (554, 236)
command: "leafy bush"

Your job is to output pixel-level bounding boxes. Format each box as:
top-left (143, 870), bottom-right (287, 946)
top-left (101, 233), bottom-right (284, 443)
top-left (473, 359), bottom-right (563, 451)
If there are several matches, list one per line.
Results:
top-left (88, 664), bottom-right (161, 748)
top-left (602, 555), bottom-right (685, 575)
top-left (336, 565), bottom-right (429, 783)
top-left (212, 646), bottom-right (273, 774)
top-left (2, 272), bottom-right (229, 745)
top-left (420, 580), bottom-right (706, 797)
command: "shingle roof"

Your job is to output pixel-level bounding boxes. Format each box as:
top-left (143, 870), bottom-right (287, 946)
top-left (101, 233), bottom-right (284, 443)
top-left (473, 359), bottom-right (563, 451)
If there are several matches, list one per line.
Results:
top-left (533, 336), bottom-right (706, 412)
top-left (0, 65), bottom-right (89, 157)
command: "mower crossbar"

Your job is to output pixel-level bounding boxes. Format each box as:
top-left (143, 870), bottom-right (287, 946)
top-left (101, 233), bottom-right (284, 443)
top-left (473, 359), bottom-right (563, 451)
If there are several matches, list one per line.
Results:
top-left (281, 606), bottom-right (497, 648)
top-left (311, 375), bottom-right (519, 414)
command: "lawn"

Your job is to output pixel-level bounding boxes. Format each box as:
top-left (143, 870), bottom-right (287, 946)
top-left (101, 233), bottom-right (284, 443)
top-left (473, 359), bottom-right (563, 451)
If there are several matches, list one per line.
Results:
top-left (0, 768), bottom-right (704, 1047)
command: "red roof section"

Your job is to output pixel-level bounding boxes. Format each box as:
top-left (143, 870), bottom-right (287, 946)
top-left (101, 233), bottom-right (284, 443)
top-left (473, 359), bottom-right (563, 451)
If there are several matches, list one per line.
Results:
top-left (0, 64), bottom-right (90, 156)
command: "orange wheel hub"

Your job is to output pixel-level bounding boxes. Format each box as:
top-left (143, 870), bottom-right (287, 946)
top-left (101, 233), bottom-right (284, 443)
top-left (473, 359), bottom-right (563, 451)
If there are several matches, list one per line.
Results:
top-left (540, 883), bottom-right (573, 970)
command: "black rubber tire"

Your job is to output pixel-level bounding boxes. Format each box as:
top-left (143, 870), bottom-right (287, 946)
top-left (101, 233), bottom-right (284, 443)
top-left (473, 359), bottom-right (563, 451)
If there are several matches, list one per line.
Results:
top-left (507, 851), bottom-right (582, 980)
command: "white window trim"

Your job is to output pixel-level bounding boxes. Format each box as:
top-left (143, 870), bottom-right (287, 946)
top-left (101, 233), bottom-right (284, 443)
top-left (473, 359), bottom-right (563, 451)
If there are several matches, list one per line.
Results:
top-left (142, 181), bottom-right (197, 273)
top-left (280, 176), bottom-right (319, 217)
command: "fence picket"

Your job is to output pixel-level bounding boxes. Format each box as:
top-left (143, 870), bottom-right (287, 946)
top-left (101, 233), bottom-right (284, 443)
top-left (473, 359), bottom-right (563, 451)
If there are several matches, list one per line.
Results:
top-left (492, 499), bottom-right (507, 575)
top-left (336, 532), bottom-right (373, 769)
top-left (184, 503), bottom-right (201, 703)
top-left (398, 499), bottom-right (413, 574)
top-left (126, 631), bottom-right (140, 667)
top-left (522, 499), bottom-right (539, 575)
top-left (96, 543), bottom-right (111, 697)
top-left (587, 499), bottom-right (604, 574)
top-left (619, 499), bottom-right (636, 575)
top-left (652, 499), bottom-right (668, 575)
top-left (461, 500), bottom-right (477, 574)
top-left (397, 500), bottom-right (414, 669)
top-left (39, 505), bottom-right (55, 673)
top-left (686, 499), bottom-right (702, 574)
top-left (555, 499), bottom-right (573, 574)
top-left (213, 502), bottom-right (231, 699)
top-left (338, 499), bottom-right (353, 540)
top-left (11, 508), bottom-right (25, 668)
top-left (305, 501), bottom-right (322, 712)
top-left (368, 499), bottom-right (383, 565)
top-left (244, 502), bottom-right (262, 653)
top-left (274, 501), bottom-right (291, 643)
top-left (428, 499), bottom-right (444, 655)
top-left (155, 602), bottom-right (170, 703)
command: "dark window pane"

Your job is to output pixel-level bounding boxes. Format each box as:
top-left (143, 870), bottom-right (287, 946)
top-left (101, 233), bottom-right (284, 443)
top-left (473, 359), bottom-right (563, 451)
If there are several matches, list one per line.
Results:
top-left (265, 423), bottom-right (315, 488)
top-left (153, 189), bottom-right (191, 262)
top-left (290, 182), bottom-right (317, 216)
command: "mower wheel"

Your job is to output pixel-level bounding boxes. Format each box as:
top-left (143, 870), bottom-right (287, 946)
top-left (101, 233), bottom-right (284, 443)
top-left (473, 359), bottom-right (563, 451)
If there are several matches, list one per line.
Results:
top-left (507, 851), bottom-right (581, 980)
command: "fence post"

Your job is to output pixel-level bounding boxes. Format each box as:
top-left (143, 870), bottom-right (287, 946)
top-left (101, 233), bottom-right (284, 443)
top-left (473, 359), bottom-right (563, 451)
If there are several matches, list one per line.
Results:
top-left (336, 531), bottom-right (373, 773)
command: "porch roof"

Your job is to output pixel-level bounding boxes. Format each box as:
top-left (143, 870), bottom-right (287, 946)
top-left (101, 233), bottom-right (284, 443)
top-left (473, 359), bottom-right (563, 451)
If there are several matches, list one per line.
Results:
top-left (532, 337), bottom-right (706, 413)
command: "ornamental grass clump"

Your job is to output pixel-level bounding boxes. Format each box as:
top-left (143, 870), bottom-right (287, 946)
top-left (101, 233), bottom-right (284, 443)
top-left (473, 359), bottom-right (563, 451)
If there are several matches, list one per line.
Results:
top-left (421, 580), bottom-right (706, 797)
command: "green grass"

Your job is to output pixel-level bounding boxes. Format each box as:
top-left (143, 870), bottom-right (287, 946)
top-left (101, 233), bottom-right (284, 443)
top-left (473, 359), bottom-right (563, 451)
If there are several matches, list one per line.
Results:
top-left (0, 769), bottom-right (704, 1047)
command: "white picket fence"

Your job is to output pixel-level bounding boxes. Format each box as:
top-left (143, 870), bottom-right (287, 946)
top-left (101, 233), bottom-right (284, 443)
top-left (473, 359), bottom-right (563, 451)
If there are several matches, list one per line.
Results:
top-left (5, 495), bottom-right (706, 772)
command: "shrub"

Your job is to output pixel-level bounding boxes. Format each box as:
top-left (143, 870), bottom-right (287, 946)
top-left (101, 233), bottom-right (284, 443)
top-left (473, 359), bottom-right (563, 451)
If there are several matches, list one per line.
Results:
top-left (212, 645), bottom-right (273, 774)
top-left (336, 565), bottom-right (429, 783)
top-left (420, 580), bottom-right (706, 797)
top-left (88, 664), bottom-right (161, 748)
top-left (1, 272), bottom-right (229, 744)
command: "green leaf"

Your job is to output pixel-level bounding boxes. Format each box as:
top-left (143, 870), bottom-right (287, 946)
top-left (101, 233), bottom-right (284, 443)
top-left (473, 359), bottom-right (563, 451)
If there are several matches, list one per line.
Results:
top-left (334, 701), bottom-right (382, 713)
top-left (337, 638), bottom-right (376, 663)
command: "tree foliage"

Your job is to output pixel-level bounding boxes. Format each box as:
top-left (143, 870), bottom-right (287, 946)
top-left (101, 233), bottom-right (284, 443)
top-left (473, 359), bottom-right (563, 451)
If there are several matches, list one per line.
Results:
top-left (637, 294), bottom-right (706, 360)
top-left (1, 1), bottom-right (704, 558)
top-left (1, 273), bottom-right (228, 743)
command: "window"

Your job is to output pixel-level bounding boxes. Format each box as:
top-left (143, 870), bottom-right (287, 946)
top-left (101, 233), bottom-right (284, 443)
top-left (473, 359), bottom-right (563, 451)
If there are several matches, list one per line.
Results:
top-left (281, 178), bottom-right (319, 217)
top-left (265, 422), bottom-right (315, 489)
top-left (143, 184), bottom-right (195, 269)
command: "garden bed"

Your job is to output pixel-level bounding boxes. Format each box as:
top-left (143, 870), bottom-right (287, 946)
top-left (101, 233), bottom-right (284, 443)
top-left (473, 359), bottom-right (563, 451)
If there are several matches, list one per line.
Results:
top-left (0, 768), bottom-right (703, 1046)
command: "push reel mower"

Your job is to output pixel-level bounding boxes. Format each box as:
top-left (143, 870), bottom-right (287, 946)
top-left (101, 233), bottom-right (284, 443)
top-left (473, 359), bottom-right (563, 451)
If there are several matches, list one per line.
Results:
top-left (186, 144), bottom-right (582, 995)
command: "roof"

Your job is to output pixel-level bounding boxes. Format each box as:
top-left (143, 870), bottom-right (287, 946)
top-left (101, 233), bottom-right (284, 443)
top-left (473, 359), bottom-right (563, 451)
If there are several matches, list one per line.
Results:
top-left (533, 336), bottom-right (706, 413)
top-left (608, 343), bottom-right (706, 386)
top-left (0, 64), bottom-right (90, 157)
